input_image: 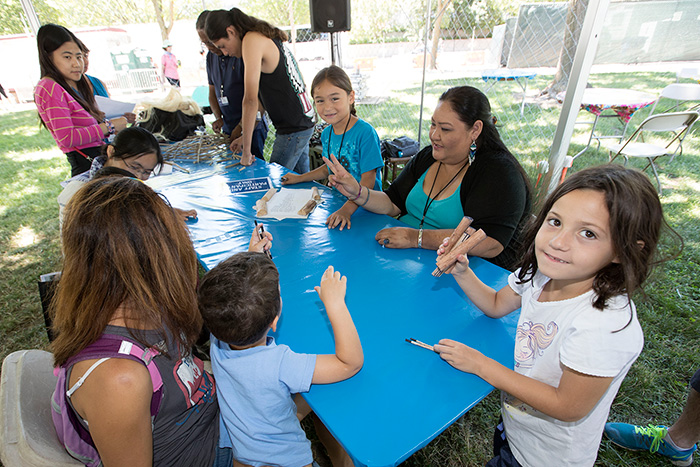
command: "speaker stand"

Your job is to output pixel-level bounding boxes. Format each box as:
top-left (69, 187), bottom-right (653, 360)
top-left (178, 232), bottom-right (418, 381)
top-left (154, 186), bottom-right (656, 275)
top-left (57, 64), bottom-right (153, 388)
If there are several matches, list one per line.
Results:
top-left (329, 32), bottom-right (342, 67)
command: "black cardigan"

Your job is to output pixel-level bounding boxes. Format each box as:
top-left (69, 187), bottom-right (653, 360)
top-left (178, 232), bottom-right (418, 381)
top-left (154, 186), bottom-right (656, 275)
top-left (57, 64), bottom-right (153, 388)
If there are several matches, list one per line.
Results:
top-left (385, 146), bottom-right (531, 270)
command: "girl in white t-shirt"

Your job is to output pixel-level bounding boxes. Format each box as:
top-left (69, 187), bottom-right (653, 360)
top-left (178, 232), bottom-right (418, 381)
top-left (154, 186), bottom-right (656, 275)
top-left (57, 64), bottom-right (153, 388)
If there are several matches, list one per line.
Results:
top-left (435, 165), bottom-right (680, 466)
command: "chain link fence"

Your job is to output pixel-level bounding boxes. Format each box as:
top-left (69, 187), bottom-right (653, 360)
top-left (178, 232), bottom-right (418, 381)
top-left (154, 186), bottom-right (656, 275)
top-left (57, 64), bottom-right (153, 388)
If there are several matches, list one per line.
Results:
top-left (272, 0), bottom-right (699, 185)
top-left (281, 0), bottom-right (586, 183)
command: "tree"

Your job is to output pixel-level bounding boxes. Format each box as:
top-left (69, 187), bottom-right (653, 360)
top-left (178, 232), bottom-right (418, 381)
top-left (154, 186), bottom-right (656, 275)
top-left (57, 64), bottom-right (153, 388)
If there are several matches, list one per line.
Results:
top-left (0, 0), bottom-right (204, 38)
top-left (0, 0), bottom-right (61, 35)
top-left (150, 0), bottom-right (175, 41)
top-left (429, 0), bottom-right (451, 69)
top-left (539, 0), bottom-right (589, 98)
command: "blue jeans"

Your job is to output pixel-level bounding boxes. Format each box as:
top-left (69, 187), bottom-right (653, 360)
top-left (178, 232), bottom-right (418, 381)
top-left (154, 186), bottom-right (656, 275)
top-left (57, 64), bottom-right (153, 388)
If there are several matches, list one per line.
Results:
top-left (270, 127), bottom-right (313, 173)
top-left (251, 118), bottom-right (269, 161)
top-left (212, 446), bottom-right (232, 467)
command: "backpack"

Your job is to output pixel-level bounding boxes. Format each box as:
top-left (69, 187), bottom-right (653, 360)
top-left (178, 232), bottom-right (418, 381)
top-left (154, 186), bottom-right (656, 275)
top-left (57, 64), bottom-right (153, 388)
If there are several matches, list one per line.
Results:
top-left (380, 136), bottom-right (420, 161)
top-left (136, 108), bottom-right (204, 142)
top-left (51, 334), bottom-right (164, 466)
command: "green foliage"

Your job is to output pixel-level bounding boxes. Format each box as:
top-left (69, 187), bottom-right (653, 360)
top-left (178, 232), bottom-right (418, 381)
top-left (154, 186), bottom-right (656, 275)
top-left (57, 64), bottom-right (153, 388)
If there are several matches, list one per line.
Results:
top-left (237, 0), bottom-right (310, 29)
top-left (0, 0), bottom-right (61, 35)
top-left (0, 0), bottom-right (26, 35)
top-left (351, 0), bottom-right (425, 43)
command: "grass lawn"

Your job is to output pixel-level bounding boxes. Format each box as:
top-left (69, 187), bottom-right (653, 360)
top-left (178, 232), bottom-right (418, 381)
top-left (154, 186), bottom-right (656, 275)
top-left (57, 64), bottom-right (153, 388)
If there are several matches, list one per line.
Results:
top-left (1, 70), bottom-right (699, 466)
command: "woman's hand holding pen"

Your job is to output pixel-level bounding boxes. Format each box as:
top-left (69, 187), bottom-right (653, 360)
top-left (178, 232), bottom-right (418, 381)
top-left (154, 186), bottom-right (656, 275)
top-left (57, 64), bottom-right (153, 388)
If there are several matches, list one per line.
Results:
top-left (323, 155), bottom-right (361, 199)
top-left (248, 223), bottom-right (272, 254)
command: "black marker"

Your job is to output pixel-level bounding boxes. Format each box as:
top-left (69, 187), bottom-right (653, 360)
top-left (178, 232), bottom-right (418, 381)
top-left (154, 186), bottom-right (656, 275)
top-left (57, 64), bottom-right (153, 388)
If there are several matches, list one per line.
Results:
top-left (254, 220), bottom-right (273, 260)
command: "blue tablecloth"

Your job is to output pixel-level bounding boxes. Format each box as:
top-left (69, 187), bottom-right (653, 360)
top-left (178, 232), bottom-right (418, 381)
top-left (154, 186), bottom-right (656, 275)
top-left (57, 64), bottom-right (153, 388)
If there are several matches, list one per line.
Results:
top-left (150, 160), bottom-right (520, 467)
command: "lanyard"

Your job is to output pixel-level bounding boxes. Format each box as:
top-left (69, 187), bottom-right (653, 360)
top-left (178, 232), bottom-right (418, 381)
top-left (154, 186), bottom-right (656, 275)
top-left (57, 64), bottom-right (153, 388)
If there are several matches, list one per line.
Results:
top-left (218, 56), bottom-right (227, 99)
top-left (419, 160), bottom-right (469, 229)
top-left (327, 115), bottom-right (353, 161)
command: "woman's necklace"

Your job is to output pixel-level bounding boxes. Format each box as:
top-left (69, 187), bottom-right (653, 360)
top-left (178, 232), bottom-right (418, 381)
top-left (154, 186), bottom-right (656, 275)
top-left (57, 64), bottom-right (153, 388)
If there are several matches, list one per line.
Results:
top-left (327, 114), bottom-right (353, 160)
top-left (419, 158), bottom-right (470, 230)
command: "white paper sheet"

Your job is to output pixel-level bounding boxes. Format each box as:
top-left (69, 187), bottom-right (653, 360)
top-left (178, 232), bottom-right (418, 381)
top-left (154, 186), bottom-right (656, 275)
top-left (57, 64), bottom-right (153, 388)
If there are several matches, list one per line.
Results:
top-left (257, 188), bottom-right (318, 220)
top-left (95, 95), bottom-right (136, 119)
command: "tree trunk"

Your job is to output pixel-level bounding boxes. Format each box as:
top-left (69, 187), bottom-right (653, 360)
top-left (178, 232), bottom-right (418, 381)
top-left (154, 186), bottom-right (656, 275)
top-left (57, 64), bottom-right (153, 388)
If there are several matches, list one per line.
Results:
top-left (430, 0), bottom-right (451, 70)
top-left (150, 0), bottom-right (174, 41)
top-left (540, 0), bottom-right (588, 98)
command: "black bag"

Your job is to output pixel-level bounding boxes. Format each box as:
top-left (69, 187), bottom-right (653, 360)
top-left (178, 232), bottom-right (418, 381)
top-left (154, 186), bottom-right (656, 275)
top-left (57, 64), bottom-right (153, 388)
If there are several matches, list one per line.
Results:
top-left (137, 108), bottom-right (204, 142)
top-left (380, 136), bottom-right (420, 161)
top-left (38, 272), bottom-right (61, 342)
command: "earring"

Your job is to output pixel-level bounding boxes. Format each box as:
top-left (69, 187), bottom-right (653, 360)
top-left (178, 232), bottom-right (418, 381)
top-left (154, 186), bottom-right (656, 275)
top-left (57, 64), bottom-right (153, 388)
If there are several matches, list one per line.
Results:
top-left (469, 141), bottom-right (477, 165)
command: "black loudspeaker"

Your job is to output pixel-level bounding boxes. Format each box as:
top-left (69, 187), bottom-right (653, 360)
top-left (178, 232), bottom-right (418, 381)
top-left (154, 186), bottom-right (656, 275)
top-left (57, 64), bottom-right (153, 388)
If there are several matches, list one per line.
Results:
top-left (310, 0), bottom-right (351, 33)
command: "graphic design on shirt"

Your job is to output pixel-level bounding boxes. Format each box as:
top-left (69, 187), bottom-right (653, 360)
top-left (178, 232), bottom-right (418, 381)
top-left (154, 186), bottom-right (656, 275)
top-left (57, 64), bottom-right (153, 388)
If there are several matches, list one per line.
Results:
top-left (515, 320), bottom-right (558, 368)
top-left (282, 43), bottom-right (314, 118)
top-left (332, 141), bottom-right (360, 180)
top-left (174, 355), bottom-right (210, 407)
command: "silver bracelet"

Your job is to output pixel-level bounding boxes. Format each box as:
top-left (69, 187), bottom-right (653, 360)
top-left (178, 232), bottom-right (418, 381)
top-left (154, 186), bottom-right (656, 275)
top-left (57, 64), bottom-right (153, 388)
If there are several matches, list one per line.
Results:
top-left (417, 227), bottom-right (423, 249)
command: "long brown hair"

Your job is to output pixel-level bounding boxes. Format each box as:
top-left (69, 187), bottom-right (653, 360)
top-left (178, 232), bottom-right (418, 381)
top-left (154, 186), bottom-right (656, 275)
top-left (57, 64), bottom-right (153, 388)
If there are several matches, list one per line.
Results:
top-left (516, 164), bottom-right (682, 310)
top-left (51, 177), bottom-right (201, 365)
top-left (205, 8), bottom-right (288, 43)
top-left (36, 24), bottom-right (103, 122)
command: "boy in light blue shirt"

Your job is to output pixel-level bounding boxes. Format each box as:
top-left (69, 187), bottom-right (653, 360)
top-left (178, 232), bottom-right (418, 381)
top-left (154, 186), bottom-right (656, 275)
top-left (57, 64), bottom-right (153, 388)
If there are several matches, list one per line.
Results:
top-left (198, 252), bottom-right (363, 467)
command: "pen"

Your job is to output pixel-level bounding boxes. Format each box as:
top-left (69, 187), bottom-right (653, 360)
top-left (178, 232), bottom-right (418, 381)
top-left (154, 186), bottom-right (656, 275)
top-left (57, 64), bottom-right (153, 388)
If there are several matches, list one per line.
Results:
top-left (254, 220), bottom-right (273, 260)
top-left (405, 338), bottom-right (435, 352)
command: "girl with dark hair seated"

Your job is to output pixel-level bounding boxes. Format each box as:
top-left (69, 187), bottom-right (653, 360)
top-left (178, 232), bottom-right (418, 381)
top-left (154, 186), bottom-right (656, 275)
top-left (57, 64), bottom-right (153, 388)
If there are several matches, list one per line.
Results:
top-left (58, 126), bottom-right (196, 228)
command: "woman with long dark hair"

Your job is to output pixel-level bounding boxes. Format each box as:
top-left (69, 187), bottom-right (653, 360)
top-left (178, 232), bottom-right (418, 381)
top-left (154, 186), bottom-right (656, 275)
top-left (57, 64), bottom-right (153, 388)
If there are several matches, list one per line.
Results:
top-left (35, 24), bottom-right (127, 176)
top-left (325, 86), bottom-right (531, 270)
top-left (205, 9), bottom-right (314, 173)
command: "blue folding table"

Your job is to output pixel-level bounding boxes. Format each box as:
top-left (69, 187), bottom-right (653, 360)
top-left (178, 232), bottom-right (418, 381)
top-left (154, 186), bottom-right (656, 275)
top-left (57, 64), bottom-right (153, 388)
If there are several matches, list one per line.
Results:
top-left (150, 159), bottom-right (520, 467)
top-left (482, 69), bottom-right (537, 116)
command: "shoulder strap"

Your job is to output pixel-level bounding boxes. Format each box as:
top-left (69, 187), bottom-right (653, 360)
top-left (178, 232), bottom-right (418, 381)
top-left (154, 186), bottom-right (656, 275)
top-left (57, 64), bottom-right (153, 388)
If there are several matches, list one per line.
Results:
top-left (64, 333), bottom-right (163, 416)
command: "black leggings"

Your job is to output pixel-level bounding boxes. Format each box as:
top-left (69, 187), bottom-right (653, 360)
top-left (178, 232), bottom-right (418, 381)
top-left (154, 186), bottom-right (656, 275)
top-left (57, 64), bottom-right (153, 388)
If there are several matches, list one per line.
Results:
top-left (485, 417), bottom-right (523, 467)
top-left (65, 146), bottom-right (102, 177)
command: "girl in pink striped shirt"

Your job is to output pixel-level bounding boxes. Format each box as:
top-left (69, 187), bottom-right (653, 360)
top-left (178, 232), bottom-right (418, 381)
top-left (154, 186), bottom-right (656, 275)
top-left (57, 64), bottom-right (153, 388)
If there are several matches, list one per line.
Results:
top-left (35, 24), bottom-right (127, 176)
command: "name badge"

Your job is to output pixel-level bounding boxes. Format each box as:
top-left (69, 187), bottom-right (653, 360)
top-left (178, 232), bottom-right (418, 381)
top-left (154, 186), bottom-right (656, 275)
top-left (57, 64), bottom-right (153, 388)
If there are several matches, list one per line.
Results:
top-left (219, 96), bottom-right (229, 106)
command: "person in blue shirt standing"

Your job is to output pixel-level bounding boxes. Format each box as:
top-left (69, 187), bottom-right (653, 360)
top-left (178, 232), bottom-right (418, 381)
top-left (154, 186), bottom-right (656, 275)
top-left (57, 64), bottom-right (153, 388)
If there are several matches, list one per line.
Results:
top-left (196, 11), bottom-right (268, 160)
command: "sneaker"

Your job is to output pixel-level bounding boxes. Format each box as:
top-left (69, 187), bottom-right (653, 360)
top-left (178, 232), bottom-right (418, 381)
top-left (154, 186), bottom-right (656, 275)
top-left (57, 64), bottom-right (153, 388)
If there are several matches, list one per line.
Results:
top-left (604, 422), bottom-right (697, 467)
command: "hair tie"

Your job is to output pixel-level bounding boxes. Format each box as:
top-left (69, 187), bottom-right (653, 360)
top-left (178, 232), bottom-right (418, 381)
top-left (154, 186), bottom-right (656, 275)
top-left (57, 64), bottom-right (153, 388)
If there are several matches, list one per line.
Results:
top-left (492, 115), bottom-right (498, 125)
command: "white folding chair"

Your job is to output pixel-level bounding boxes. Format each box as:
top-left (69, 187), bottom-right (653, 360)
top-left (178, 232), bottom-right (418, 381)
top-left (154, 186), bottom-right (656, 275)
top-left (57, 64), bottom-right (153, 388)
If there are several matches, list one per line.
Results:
top-left (608, 111), bottom-right (699, 194)
top-left (649, 83), bottom-right (700, 115)
top-left (0, 350), bottom-right (81, 467)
